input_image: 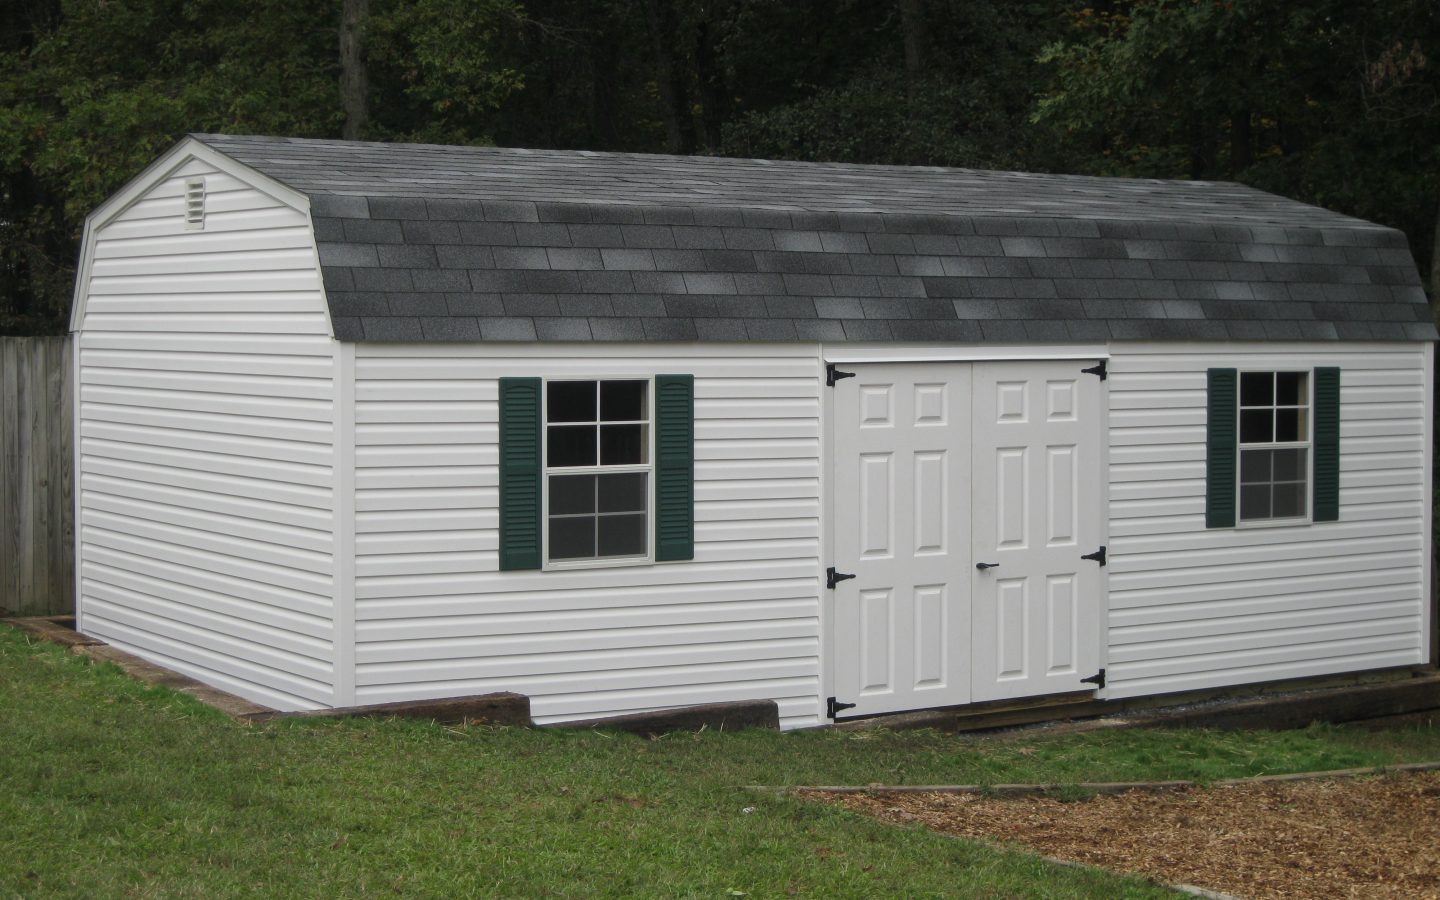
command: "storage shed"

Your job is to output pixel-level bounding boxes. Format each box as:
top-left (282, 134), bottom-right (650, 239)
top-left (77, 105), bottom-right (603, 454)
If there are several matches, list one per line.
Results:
top-left (70, 134), bottom-right (1436, 728)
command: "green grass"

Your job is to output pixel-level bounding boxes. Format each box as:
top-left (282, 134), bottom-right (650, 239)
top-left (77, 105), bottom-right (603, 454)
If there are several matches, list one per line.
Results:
top-left (3, 627), bottom-right (1438, 897)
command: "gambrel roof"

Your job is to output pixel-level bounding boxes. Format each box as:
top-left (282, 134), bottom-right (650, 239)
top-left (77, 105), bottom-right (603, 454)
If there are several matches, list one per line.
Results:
top-left (194, 133), bottom-right (1437, 342)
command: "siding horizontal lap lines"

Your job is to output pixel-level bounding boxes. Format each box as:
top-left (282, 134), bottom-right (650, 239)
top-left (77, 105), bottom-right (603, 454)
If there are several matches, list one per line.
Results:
top-left (102, 205), bottom-right (305, 241)
top-left (84, 543), bottom-right (330, 619)
top-left (358, 621), bottom-right (818, 664)
top-left (1105, 343), bottom-right (1428, 699)
top-left (80, 333), bottom-right (331, 356)
top-left (82, 440), bottom-right (333, 496)
top-left (82, 364), bottom-right (333, 400)
top-left (357, 639), bottom-right (818, 682)
top-left (76, 161), bottom-right (336, 708)
top-left (357, 576), bottom-right (818, 619)
top-left (81, 481), bottom-right (331, 553)
top-left (86, 623), bottom-right (329, 711)
top-left (1111, 578), bottom-right (1421, 625)
top-left (80, 349), bottom-right (334, 378)
top-left (82, 419), bottom-right (330, 465)
top-left (352, 346), bottom-right (822, 727)
top-left (358, 595), bottom-right (817, 640)
top-left (91, 247), bottom-right (317, 276)
top-left (82, 586), bottom-right (331, 666)
top-left (82, 558), bottom-right (331, 637)
top-left (82, 383), bottom-right (331, 422)
top-left (92, 225), bottom-right (315, 259)
top-left (1111, 597), bottom-right (1420, 645)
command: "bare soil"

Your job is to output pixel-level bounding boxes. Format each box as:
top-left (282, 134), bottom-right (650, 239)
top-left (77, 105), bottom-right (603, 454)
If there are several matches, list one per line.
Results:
top-left (820, 772), bottom-right (1440, 899)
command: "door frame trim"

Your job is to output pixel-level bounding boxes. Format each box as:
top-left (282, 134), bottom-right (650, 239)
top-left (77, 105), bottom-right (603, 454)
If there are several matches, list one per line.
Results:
top-left (820, 353), bottom-right (1112, 720)
top-left (822, 343), bottom-right (1110, 365)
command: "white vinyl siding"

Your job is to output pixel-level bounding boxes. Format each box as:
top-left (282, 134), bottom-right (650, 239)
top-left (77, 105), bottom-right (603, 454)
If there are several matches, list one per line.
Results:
top-left (76, 157), bottom-right (337, 710)
top-left (352, 344), bottom-right (824, 728)
top-left (1105, 342), bottom-right (1430, 698)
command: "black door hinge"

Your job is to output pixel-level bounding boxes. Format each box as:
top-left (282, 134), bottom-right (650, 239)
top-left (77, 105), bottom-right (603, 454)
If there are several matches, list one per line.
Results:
top-left (1081, 359), bottom-right (1107, 380)
top-left (1081, 545), bottom-right (1106, 566)
top-left (1081, 669), bottom-right (1106, 689)
top-left (826, 363), bottom-right (856, 387)
top-left (827, 697), bottom-right (857, 719)
top-left (826, 567), bottom-right (856, 590)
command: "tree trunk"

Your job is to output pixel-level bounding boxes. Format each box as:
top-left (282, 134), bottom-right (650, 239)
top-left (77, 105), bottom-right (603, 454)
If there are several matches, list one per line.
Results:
top-left (1430, 192), bottom-right (1440, 303)
top-left (899, 0), bottom-right (924, 81)
top-left (1230, 110), bottom-right (1251, 176)
top-left (694, 17), bottom-right (726, 151)
top-left (645, 0), bottom-right (692, 154)
top-left (588, 25), bottom-right (621, 149)
top-left (340, 0), bottom-right (369, 141)
top-left (1189, 117), bottom-right (1217, 180)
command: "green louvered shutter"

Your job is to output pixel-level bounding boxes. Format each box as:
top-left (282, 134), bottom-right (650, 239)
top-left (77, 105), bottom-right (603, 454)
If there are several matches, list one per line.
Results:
top-left (1312, 367), bottom-right (1341, 522)
top-left (1206, 368), bottom-right (1238, 528)
top-left (498, 377), bottom-right (542, 570)
top-left (654, 374), bottom-right (695, 561)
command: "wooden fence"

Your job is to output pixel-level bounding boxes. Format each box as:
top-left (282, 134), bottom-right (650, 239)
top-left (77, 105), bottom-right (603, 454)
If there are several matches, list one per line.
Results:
top-left (1, 336), bottom-right (73, 617)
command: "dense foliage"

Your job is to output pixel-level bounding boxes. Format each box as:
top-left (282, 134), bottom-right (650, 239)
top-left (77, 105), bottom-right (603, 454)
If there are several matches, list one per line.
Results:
top-left (2, 0), bottom-right (1436, 334)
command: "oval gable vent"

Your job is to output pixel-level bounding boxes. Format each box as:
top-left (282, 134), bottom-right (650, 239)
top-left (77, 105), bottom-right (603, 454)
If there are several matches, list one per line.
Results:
top-left (184, 177), bottom-right (206, 230)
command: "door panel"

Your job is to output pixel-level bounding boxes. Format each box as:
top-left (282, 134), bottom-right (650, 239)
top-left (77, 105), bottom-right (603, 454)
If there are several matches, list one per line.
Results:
top-left (832, 364), bottom-right (972, 716)
top-left (830, 359), bottom-right (1102, 718)
top-left (970, 362), bottom-right (1102, 702)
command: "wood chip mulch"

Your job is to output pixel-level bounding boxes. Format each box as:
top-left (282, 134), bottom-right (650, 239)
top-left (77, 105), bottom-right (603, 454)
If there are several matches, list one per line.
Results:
top-left (816, 772), bottom-right (1440, 899)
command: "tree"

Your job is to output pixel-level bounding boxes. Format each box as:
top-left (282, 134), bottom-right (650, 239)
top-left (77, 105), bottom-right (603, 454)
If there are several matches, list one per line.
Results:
top-left (1034, 0), bottom-right (1440, 294)
top-left (0, 0), bottom-right (524, 333)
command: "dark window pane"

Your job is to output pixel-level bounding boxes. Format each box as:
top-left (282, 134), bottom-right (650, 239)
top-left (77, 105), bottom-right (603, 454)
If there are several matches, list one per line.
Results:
top-left (547, 381), bottom-right (596, 423)
top-left (1275, 408), bottom-right (1302, 442)
top-left (549, 516), bottom-right (595, 559)
top-left (598, 472), bottom-right (647, 513)
top-left (1240, 372), bottom-right (1273, 407)
top-left (601, 380), bottom-right (646, 422)
top-left (548, 425), bottom-right (596, 467)
top-left (1239, 409), bottom-right (1273, 444)
top-left (548, 475), bottom-right (595, 515)
top-left (1240, 484), bottom-right (1271, 520)
top-left (600, 424), bottom-right (645, 465)
top-left (1272, 448), bottom-right (1306, 482)
top-left (598, 513), bottom-right (646, 557)
top-left (1273, 483), bottom-right (1306, 518)
top-left (1240, 449), bottom-right (1271, 484)
top-left (1275, 372), bottom-right (1305, 407)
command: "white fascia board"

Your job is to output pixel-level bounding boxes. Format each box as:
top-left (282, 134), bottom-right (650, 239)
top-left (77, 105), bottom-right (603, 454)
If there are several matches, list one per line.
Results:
top-left (68, 136), bottom-right (312, 334)
top-left (822, 342), bottom-right (1110, 363)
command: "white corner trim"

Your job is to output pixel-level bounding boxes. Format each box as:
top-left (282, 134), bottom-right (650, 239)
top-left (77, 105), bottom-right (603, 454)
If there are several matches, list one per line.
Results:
top-left (333, 340), bottom-right (357, 706)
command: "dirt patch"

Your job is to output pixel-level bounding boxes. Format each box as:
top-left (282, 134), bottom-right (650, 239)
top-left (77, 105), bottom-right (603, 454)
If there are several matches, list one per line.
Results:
top-left (819, 772), bottom-right (1440, 899)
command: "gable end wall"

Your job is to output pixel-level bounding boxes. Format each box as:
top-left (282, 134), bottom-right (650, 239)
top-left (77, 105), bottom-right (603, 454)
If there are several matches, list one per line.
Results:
top-left (74, 155), bottom-right (338, 709)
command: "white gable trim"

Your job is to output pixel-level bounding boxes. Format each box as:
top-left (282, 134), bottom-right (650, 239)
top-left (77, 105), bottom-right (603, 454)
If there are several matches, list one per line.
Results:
top-left (68, 136), bottom-right (311, 334)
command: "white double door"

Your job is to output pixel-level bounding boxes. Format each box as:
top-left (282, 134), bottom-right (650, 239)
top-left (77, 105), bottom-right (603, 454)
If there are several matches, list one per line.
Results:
top-left (830, 360), bottom-right (1102, 717)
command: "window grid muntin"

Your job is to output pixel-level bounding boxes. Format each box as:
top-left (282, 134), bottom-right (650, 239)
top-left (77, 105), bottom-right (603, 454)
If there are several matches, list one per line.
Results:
top-left (1237, 370), bottom-right (1311, 524)
top-left (543, 378), bottom-right (653, 564)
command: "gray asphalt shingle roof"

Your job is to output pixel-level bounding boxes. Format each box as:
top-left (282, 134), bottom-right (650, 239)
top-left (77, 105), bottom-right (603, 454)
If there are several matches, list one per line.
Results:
top-left (193, 133), bottom-right (1436, 343)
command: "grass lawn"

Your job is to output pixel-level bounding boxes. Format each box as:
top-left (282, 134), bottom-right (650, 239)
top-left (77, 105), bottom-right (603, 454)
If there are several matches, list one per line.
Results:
top-left (3, 627), bottom-right (1439, 898)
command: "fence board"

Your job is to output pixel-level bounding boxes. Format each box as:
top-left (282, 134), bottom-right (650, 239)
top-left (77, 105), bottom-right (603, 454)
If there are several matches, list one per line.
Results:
top-left (0, 336), bottom-right (74, 616)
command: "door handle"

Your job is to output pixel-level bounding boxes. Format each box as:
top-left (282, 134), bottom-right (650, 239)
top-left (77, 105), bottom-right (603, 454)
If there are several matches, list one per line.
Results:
top-left (975, 562), bottom-right (1000, 570)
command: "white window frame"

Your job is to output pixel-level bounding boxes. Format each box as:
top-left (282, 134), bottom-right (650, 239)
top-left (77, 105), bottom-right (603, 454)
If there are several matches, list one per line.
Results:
top-left (1236, 368), bottom-right (1313, 527)
top-left (541, 376), bottom-right (657, 570)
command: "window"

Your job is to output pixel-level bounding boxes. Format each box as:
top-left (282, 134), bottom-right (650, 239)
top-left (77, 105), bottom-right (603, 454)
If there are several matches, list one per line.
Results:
top-left (498, 374), bottom-right (694, 571)
top-left (1206, 366), bottom-right (1340, 529)
top-left (545, 379), bottom-right (650, 562)
top-left (1238, 371), bottom-right (1309, 521)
